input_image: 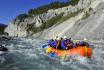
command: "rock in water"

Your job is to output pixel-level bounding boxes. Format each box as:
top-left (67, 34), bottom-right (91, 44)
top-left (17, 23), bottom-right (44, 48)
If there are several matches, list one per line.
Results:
top-left (0, 46), bottom-right (8, 51)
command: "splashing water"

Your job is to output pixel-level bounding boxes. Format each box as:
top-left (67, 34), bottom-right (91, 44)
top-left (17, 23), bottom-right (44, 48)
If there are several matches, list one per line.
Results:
top-left (0, 37), bottom-right (104, 70)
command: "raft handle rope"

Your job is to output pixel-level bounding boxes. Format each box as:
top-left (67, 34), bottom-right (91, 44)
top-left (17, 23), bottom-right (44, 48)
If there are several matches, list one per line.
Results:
top-left (84, 46), bottom-right (88, 56)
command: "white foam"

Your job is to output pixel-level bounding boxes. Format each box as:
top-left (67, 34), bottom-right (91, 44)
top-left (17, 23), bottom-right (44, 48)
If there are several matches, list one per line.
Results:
top-left (0, 51), bottom-right (4, 54)
top-left (0, 56), bottom-right (5, 64)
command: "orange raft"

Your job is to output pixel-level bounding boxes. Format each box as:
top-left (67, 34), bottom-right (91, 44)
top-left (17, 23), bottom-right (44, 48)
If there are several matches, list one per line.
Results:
top-left (46, 46), bottom-right (92, 58)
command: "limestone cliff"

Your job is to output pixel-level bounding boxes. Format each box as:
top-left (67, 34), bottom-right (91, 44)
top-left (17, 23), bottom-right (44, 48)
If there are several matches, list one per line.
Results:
top-left (5, 0), bottom-right (104, 40)
top-left (33, 0), bottom-right (104, 40)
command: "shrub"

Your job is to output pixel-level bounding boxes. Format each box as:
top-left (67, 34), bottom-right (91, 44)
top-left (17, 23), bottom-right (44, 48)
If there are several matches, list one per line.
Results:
top-left (28, 1), bottom-right (70, 16)
top-left (26, 9), bottom-right (83, 34)
top-left (0, 24), bottom-right (7, 34)
top-left (57, 9), bottom-right (83, 24)
top-left (82, 12), bottom-right (90, 19)
top-left (70, 0), bottom-right (79, 6)
top-left (89, 7), bottom-right (93, 11)
top-left (16, 0), bottom-right (80, 20)
top-left (26, 13), bottom-right (63, 34)
top-left (17, 14), bottom-right (28, 20)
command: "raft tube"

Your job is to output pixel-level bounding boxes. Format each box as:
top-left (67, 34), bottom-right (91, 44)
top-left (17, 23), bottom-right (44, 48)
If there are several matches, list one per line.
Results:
top-left (45, 46), bottom-right (92, 58)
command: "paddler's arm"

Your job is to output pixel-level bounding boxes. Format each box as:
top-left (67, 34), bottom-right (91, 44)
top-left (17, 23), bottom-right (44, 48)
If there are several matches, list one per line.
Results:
top-left (55, 40), bottom-right (60, 53)
top-left (56, 40), bottom-right (59, 49)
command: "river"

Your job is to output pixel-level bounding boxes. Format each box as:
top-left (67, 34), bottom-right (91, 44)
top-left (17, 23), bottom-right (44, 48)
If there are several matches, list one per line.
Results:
top-left (0, 37), bottom-right (104, 70)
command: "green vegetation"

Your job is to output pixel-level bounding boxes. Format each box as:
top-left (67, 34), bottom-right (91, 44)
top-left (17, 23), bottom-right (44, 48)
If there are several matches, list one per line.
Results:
top-left (82, 11), bottom-right (90, 19)
top-left (17, 13), bottom-right (28, 20)
top-left (70, 0), bottom-right (79, 6)
top-left (16, 0), bottom-right (80, 35)
top-left (17, 13), bottom-right (29, 22)
top-left (27, 9), bottom-right (83, 34)
top-left (41, 13), bottom-right (64, 29)
top-left (27, 13), bottom-right (63, 34)
top-left (28, 2), bottom-right (70, 16)
top-left (0, 24), bottom-right (7, 35)
top-left (16, 0), bottom-right (80, 19)
top-left (57, 9), bottom-right (84, 24)
top-left (89, 7), bottom-right (93, 12)
top-left (28, 0), bottom-right (80, 16)
top-left (0, 29), bottom-right (4, 34)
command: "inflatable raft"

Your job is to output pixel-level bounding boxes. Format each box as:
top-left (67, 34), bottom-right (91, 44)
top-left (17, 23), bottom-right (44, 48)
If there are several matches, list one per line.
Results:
top-left (45, 46), bottom-right (92, 58)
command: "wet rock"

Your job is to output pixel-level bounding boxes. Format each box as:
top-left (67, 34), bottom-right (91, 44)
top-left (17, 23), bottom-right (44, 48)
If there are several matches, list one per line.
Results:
top-left (0, 45), bottom-right (8, 51)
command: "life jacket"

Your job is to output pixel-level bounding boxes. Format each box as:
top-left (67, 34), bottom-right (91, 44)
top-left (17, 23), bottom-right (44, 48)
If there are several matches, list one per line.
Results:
top-left (67, 38), bottom-right (72, 44)
top-left (66, 39), bottom-right (74, 49)
top-left (80, 41), bottom-right (89, 47)
top-left (49, 40), bottom-right (57, 48)
top-left (61, 40), bottom-right (67, 50)
top-left (73, 43), bottom-right (77, 48)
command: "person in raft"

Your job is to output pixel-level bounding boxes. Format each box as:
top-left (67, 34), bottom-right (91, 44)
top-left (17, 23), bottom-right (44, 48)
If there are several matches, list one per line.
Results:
top-left (48, 36), bottom-right (63, 49)
top-left (74, 38), bottom-right (89, 47)
top-left (48, 37), bottom-right (58, 48)
top-left (80, 38), bottom-right (89, 47)
top-left (56, 37), bottom-right (63, 50)
top-left (61, 36), bottom-right (74, 50)
top-left (49, 36), bottom-right (75, 50)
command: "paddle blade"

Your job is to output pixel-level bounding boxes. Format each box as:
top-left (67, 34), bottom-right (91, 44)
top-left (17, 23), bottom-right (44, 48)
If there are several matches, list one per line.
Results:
top-left (49, 53), bottom-right (56, 59)
top-left (42, 45), bottom-right (48, 48)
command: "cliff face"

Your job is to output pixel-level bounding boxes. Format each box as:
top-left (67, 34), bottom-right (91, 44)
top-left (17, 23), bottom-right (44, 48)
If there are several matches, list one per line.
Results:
top-left (5, 0), bottom-right (104, 40)
top-left (33, 0), bottom-right (104, 40)
top-left (5, 0), bottom-right (92, 37)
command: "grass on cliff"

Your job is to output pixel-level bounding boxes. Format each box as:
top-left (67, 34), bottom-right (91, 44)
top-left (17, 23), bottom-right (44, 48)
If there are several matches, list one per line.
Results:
top-left (70, 0), bottom-right (79, 6)
top-left (27, 13), bottom-right (63, 34)
top-left (27, 9), bottom-right (83, 34)
top-left (17, 0), bottom-right (80, 35)
top-left (57, 9), bottom-right (83, 24)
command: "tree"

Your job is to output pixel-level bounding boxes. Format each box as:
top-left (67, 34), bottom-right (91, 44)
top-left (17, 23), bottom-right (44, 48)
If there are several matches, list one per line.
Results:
top-left (17, 13), bottom-right (28, 20)
top-left (70, 0), bottom-right (79, 6)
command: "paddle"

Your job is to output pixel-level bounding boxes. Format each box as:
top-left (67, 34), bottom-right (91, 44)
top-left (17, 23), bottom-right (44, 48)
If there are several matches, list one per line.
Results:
top-left (49, 52), bottom-right (56, 59)
top-left (55, 40), bottom-right (59, 53)
top-left (42, 44), bottom-right (48, 48)
top-left (61, 47), bottom-right (67, 60)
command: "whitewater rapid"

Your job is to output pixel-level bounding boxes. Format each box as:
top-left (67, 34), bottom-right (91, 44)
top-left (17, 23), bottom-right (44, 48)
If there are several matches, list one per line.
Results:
top-left (0, 37), bottom-right (104, 70)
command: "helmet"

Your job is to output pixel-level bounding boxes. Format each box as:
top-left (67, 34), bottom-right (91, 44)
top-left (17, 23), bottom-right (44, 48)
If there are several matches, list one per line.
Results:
top-left (76, 40), bottom-right (80, 43)
top-left (63, 36), bottom-right (67, 39)
top-left (57, 37), bottom-right (60, 40)
top-left (83, 38), bottom-right (87, 41)
top-left (53, 37), bottom-right (57, 40)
